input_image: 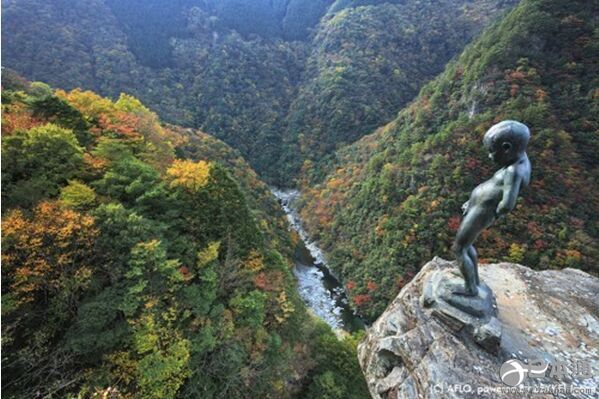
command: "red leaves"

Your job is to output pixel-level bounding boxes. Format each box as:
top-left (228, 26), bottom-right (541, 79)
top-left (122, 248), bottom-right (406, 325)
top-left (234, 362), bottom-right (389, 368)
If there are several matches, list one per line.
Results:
top-left (254, 273), bottom-right (268, 290)
top-left (447, 216), bottom-right (461, 232)
top-left (534, 239), bottom-right (546, 251)
top-left (366, 280), bottom-right (378, 292)
top-left (1, 104), bottom-right (43, 135)
top-left (253, 271), bottom-right (284, 292)
top-left (178, 266), bottom-right (191, 279)
top-left (465, 157), bottom-right (480, 170)
top-left (352, 294), bottom-right (371, 307)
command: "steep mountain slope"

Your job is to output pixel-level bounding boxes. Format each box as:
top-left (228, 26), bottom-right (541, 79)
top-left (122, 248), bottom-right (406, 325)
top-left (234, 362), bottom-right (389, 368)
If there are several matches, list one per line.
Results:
top-left (279, 0), bottom-right (519, 179)
top-left (2, 0), bottom-right (516, 184)
top-left (1, 80), bottom-right (369, 399)
top-left (299, 0), bottom-right (599, 320)
top-left (1, 0), bottom-right (308, 183)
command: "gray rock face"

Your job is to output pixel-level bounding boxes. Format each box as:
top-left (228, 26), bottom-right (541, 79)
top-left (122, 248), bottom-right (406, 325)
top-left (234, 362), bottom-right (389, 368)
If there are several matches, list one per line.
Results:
top-left (358, 257), bottom-right (599, 398)
top-left (421, 267), bottom-right (501, 354)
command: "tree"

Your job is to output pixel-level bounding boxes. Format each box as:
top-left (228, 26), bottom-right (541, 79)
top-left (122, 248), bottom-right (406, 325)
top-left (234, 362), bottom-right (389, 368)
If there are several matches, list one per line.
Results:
top-left (166, 159), bottom-right (212, 193)
top-left (2, 201), bottom-right (98, 396)
top-left (60, 180), bottom-right (96, 208)
top-left (2, 123), bottom-right (83, 208)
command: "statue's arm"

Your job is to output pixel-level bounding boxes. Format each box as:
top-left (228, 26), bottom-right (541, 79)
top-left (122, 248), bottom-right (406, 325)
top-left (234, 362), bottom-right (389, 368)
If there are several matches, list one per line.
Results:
top-left (496, 167), bottom-right (523, 218)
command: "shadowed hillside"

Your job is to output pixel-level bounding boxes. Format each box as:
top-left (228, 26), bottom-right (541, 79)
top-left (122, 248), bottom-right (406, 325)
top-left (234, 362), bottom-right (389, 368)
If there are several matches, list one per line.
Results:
top-left (2, 0), bottom-right (516, 184)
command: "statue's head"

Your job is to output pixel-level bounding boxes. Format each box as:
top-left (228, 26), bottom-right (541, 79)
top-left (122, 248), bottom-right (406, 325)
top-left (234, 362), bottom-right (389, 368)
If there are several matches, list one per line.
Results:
top-left (483, 120), bottom-right (530, 166)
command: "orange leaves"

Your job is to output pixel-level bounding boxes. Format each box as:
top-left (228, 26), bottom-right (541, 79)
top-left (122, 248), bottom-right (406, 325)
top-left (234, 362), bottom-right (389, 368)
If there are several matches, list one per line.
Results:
top-left (254, 273), bottom-right (269, 290)
top-left (97, 113), bottom-right (144, 141)
top-left (506, 70), bottom-right (526, 81)
top-left (253, 270), bottom-right (283, 291)
top-left (375, 214), bottom-right (388, 237)
top-left (535, 89), bottom-right (548, 102)
top-left (244, 250), bottom-right (265, 273)
top-left (1, 103), bottom-right (43, 136)
top-left (2, 201), bottom-right (97, 306)
top-left (352, 294), bottom-right (371, 307)
top-left (166, 159), bottom-right (212, 192)
top-left (366, 280), bottom-right (378, 292)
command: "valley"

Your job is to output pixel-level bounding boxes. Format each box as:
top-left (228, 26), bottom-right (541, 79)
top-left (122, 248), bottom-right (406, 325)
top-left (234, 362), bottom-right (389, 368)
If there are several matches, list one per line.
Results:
top-left (274, 189), bottom-right (364, 332)
top-left (1, 0), bottom-right (597, 398)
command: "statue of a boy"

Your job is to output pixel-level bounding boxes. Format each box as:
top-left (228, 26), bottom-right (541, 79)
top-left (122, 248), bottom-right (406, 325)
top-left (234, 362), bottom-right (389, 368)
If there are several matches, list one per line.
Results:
top-left (453, 120), bottom-right (531, 296)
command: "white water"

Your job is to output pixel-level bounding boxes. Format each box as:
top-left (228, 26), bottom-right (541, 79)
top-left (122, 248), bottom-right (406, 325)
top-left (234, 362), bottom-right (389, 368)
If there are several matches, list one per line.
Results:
top-left (272, 189), bottom-right (357, 331)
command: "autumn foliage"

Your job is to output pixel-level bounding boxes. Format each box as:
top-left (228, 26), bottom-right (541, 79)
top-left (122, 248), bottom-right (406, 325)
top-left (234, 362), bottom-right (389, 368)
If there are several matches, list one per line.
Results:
top-left (1, 81), bottom-right (368, 398)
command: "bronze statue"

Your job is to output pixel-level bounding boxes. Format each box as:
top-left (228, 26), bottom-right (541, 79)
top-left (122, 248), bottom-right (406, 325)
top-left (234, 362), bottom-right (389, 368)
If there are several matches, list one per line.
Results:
top-left (452, 120), bottom-right (531, 296)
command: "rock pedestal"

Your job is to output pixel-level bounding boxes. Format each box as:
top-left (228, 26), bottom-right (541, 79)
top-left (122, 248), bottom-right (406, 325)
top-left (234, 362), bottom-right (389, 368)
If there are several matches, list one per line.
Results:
top-left (421, 268), bottom-right (501, 354)
top-left (358, 257), bottom-right (599, 398)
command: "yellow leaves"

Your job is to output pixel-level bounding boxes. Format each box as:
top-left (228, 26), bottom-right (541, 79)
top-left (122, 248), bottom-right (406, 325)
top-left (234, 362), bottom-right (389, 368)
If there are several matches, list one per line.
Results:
top-left (243, 250), bottom-right (264, 273)
top-left (56, 88), bottom-right (116, 119)
top-left (564, 249), bottom-right (582, 262)
top-left (115, 93), bottom-right (151, 115)
top-left (375, 215), bottom-right (389, 238)
top-left (144, 298), bottom-right (158, 309)
top-left (197, 241), bottom-right (220, 268)
top-left (2, 201), bottom-right (97, 305)
top-left (274, 290), bottom-right (295, 324)
top-left (166, 159), bottom-right (212, 192)
top-left (132, 314), bottom-right (159, 354)
top-left (105, 351), bottom-right (137, 387)
top-left (507, 243), bottom-right (525, 263)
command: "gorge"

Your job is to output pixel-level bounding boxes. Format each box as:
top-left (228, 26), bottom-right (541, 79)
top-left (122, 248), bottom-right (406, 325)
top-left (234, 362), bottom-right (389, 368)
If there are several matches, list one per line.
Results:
top-left (273, 189), bottom-right (365, 332)
top-left (1, 0), bottom-right (597, 398)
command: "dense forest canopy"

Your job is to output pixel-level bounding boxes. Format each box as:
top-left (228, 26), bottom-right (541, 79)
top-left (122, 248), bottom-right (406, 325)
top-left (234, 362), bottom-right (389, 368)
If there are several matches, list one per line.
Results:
top-left (2, 0), bottom-right (598, 397)
top-left (1, 0), bottom-right (517, 184)
top-left (1, 80), bottom-right (369, 398)
top-left (298, 0), bottom-right (599, 319)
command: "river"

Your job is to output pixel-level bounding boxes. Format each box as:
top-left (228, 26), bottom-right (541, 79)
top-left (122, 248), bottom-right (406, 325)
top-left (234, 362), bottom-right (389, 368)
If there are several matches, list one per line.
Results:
top-left (272, 189), bottom-right (364, 333)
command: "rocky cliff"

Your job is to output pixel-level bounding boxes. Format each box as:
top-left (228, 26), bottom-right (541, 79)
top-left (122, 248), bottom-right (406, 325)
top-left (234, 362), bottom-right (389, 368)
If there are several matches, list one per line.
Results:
top-left (358, 258), bottom-right (598, 398)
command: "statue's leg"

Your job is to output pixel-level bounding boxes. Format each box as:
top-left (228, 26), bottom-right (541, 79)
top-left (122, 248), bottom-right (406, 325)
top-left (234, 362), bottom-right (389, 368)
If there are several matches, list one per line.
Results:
top-left (453, 244), bottom-right (478, 296)
top-left (467, 245), bottom-right (479, 285)
top-left (452, 207), bottom-right (492, 296)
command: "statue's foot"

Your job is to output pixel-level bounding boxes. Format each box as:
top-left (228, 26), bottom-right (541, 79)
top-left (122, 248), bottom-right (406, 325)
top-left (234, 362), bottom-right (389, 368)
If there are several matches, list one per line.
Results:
top-left (451, 284), bottom-right (478, 297)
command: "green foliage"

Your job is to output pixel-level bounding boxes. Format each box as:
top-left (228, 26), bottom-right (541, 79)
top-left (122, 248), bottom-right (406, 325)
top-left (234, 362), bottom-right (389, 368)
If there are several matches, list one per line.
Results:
top-left (60, 180), bottom-right (96, 208)
top-left (27, 94), bottom-right (92, 145)
top-left (115, 93), bottom-right (152, 114)
top-left (28, 81), bottom-right (52, 98)
top-left (301, 322), bottom-right (370, 399)
top-left (1, 84), bottom-right (368, 398)
top-left (230, 290), bottom-right (268, 328)
top-left (2, 0), bottom-right (515, 184)
top-left (280, 0), bottom-right (519, 180)
top-left (300, 0), bottom-right (599, 320)
top-left (2, 123), bottom-right (83, 208)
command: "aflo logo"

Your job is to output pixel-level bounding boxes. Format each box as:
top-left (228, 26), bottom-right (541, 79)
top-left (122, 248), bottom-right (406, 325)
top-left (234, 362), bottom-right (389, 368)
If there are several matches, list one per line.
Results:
top-left (499, 358), bottom-right (593, 387)
top-left (499, 359), bottom-right (548, 387)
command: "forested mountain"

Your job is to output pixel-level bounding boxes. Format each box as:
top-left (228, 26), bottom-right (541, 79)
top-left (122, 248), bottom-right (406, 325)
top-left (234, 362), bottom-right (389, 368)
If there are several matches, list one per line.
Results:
top-left (1, 0), bottom-right (516, 184)
top-left (280, 0), bottom-right (519, 178)
top-left (1, 79), bottom-right (369, 398)
top-left (3, 0), bottom-right (598, 397)
top-left (298, 0), bottom-right (599, 320)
